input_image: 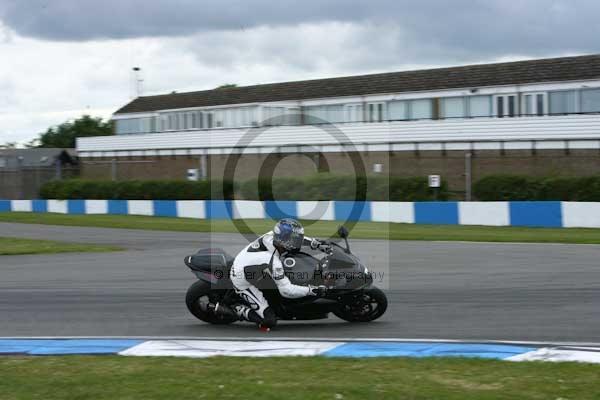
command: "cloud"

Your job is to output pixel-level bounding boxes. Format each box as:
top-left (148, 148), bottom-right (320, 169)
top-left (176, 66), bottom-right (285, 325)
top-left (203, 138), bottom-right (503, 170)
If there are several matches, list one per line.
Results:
top-left (0, 0), bottom-right (598, 58)
top-left (1, 0), bottom-right (600, 144)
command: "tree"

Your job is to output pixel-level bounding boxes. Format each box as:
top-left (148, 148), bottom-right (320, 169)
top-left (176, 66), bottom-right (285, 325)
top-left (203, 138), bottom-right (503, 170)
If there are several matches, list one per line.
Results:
top-left (37, 115), bottom-right (113, 148)
top-left (0, 142), bottom-right (18, 149)
top-left (215, 83), bottom-right (238, 90)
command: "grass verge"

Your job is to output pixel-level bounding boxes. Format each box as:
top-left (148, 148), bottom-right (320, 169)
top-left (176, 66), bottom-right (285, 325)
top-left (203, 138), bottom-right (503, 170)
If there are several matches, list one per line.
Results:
top-left (2, 212), bottom-right (600, 244)
top-left (0, 236), bottom-right (121, 255)
top-left (0, 356), bottom-right (599, 399)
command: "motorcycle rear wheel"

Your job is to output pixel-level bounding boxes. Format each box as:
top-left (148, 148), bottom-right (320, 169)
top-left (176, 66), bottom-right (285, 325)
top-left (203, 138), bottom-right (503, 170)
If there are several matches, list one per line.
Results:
top-left (333, 287), bottom-right (388, 322)
top-left (185, 280), bottom-right (238, 325)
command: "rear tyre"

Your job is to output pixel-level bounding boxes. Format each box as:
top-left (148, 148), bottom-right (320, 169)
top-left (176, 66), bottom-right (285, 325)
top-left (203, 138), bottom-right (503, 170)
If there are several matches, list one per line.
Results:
top-left (333, 287), bottom-right (388, 322)
top-left (185, 280), bottom-right (238, 325)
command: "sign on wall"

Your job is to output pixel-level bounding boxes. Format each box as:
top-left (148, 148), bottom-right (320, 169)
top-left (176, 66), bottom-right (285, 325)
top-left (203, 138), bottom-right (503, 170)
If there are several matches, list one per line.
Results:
top-left (428, 175), bottom-right (441, 188)
top-left (187, 169), bottom-right (199, 181)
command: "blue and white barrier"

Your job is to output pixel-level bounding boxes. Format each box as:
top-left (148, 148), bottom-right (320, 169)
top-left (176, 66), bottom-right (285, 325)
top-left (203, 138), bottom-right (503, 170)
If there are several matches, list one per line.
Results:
top-left (1, 199), bottom-right (600, 228)
top-left (1, 339), bottom-right (599, 363)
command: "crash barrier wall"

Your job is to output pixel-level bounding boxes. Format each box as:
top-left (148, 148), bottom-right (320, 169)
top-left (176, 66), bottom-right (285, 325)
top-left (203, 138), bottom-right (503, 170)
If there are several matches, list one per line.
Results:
top-left (1, 199), bottom-right (600, 228)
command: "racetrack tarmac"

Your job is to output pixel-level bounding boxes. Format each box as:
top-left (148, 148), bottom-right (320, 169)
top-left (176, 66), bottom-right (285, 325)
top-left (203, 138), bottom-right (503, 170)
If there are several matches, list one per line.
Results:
top-left (1, 222), bottom-right (599, 342)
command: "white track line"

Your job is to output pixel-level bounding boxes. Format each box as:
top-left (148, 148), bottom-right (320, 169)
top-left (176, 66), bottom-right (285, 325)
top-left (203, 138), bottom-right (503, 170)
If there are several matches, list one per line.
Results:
top-left (2, 336), bottom-right (600, 348)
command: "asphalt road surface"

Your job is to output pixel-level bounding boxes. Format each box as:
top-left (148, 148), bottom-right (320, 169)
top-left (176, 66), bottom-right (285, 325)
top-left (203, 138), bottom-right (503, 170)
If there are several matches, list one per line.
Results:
top-left (1, 222), bottom-right (599, 343)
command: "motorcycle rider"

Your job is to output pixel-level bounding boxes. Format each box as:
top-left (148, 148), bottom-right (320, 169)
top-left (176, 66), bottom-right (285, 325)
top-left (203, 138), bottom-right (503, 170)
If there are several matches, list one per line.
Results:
top-left (227, 218), bottom-right (330, 329)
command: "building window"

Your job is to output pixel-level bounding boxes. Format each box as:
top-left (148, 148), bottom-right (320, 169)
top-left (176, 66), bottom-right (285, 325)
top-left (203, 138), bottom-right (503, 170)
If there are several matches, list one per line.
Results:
top-left (409, 99), bottom-right (432, 120)
top-left (205, 112), bottom-right (214, 128)
top-left (441, 97), bottom-right (466, 119)
top-left (522, 93), bottom-right (547, 116)
top-left (304, 105), bottom-right (344, 124)
top-left (550, 91), bottom-right (577, 115)
top-left (387, 100), bottom-right (407, 120)
top-left (115, 117), bottom-right (156, 134)
top-left (581, 89), bottom-right (600, 113)
top-left (367, 102), bottom-right (385, 122)
top-left (345, 104), bottom-right (363, 122)
top-left (494, 94), bottom-right (518, 117)
top-left (167, 114), bottom-right (176, 130)
top-left (263, 107), bottom-right (286, 126)
top-left (468, 96), bottom-right (492, 117)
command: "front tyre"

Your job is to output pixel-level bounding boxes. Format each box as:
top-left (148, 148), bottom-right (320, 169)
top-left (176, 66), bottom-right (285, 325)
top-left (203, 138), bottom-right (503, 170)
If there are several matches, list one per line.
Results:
top-left (185, 280), bottom-right (238, 325)
top-left (333, 287), bottom-right (388, 322)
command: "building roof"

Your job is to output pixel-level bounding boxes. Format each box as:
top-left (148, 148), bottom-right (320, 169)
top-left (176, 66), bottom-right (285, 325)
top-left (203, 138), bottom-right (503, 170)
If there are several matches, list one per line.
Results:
top-left (0, 148), bottom-right (76, 168)
top-left (115, 54), bottom-right (600, 114)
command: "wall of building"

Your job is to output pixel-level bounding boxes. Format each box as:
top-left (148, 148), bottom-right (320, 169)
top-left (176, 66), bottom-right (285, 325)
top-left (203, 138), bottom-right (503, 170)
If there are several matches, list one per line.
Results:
top-left (79, 148), bottom-right (600, 199)
top-left (0, 167), bottom-right (79, 199)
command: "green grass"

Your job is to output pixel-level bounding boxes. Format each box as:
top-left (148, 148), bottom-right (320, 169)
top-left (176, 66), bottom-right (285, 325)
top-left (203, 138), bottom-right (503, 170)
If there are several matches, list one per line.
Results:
top-left (2, 212), bottom-right (600, 244)
top-left (0, 237), bottom-right (121, 255)
top-left (0, 356), bottom-right (599, 399)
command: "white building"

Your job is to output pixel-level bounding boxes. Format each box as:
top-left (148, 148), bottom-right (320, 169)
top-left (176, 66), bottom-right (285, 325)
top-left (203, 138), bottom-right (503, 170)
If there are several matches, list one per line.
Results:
top-left (77, 54), bottom-right (600, 192)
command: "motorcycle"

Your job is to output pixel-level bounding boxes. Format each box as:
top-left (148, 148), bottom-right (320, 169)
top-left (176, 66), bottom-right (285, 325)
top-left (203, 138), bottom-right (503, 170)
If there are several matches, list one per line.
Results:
top-left (184, 226), bottom-right (387, 325)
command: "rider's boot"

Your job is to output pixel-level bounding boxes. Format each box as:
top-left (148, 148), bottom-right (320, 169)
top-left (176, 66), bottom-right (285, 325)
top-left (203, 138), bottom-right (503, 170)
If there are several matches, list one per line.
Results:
top-left (232, 304), bottom-right (277, 331)
top-left (232, 304), bottom-right (262, 323)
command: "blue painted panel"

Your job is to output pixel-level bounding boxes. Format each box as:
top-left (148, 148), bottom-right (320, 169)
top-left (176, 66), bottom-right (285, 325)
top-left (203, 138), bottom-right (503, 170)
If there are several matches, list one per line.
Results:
top-left (264, 201), bottom-right (297, 220)
top-left (0, 339), bottom-right (142, 355)
top-left (324, 342), bottom-right (536, 360)
top-left (32, 200), bottom-right (47, 213)
top-left (414, 202), bottom-right (459, 225)
top-left (206, 200), bottom-right (233, 219)
top-left (67, 200), bottom-right (86, 214)
top-left (333, 201), bottom-right (371, 221)
top-left (108, 200), bottom-right (128, 215)
top-left (0, 200), bottom-right (10, 212)
top-left (153, 200), bottom-right (177, 217)
top-left (509, 201), bottom-right (563, 228)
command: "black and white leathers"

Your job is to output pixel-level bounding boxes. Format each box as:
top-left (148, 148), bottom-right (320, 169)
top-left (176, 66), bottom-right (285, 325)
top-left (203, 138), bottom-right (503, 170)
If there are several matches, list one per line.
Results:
top-left (230, 231), bottom-right (315, 318)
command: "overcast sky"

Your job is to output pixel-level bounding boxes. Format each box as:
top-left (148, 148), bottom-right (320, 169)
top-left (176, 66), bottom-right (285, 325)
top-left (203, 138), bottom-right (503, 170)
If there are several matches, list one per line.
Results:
top-left (1, 0), bottom-right (599, 144)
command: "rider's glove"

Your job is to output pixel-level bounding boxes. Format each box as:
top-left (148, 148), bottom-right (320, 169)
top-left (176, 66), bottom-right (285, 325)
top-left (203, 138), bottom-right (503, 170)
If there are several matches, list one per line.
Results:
top-left (309, 285), bottom-right (328, 297)
top-left (310, 238), bottom-right (331, 253)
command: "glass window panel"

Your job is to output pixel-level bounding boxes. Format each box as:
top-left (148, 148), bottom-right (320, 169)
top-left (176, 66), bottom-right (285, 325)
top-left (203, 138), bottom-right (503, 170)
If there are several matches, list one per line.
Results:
top-left (468, 96), bottom-right (491, 117)
top-left (441, 97), bottom-right (465, 118)
top-left (197, 111), bottom-right (204, 128)
top-left (367, 103), bottom-right (385, 122)
top-left (304, 105), bottom-right (343, 124)
top-left (345, 104), bottom-right (363, 122)
top-left (550, 91), bottom-right (577, 114)
top-left (524, 95), bottom-right (533, 115)
top-left (581, 89), bottom-right (600, 113)
top-left (410, 99), bottom-right (432, 120)
top-left (285, 108), bottom-right (301, 125)
top-left (496, 97), bottom-right (504, 117)
top-left (536, 94), bottom-right (544, 116)
top-left (328, 105), bottom-right (344, 123)
top-left (115, 120), bottom-right (126, 134)
top-left (175, 113), bottom-right (182, 130)
top-left (388, 101), bottom-right (407, 120)
top-left (508, 96), bottom-right (516, 117)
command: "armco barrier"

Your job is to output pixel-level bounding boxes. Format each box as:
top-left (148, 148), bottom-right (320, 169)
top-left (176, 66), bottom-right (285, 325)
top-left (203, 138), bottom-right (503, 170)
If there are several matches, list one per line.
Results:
top-left (1, 199), bottom-right (599, 228)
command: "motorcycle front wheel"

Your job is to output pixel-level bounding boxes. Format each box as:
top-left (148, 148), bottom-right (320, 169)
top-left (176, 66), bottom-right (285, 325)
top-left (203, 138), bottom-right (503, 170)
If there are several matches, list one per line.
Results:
top-left (185, 280), bottom-right (238, 325)
top-left (333, 287), bottom-right (388, 322)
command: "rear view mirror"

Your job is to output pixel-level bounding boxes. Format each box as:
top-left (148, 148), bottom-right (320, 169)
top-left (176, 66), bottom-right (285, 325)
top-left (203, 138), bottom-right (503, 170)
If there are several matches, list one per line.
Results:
top-left (337, 226), bottom-right (349, 239)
